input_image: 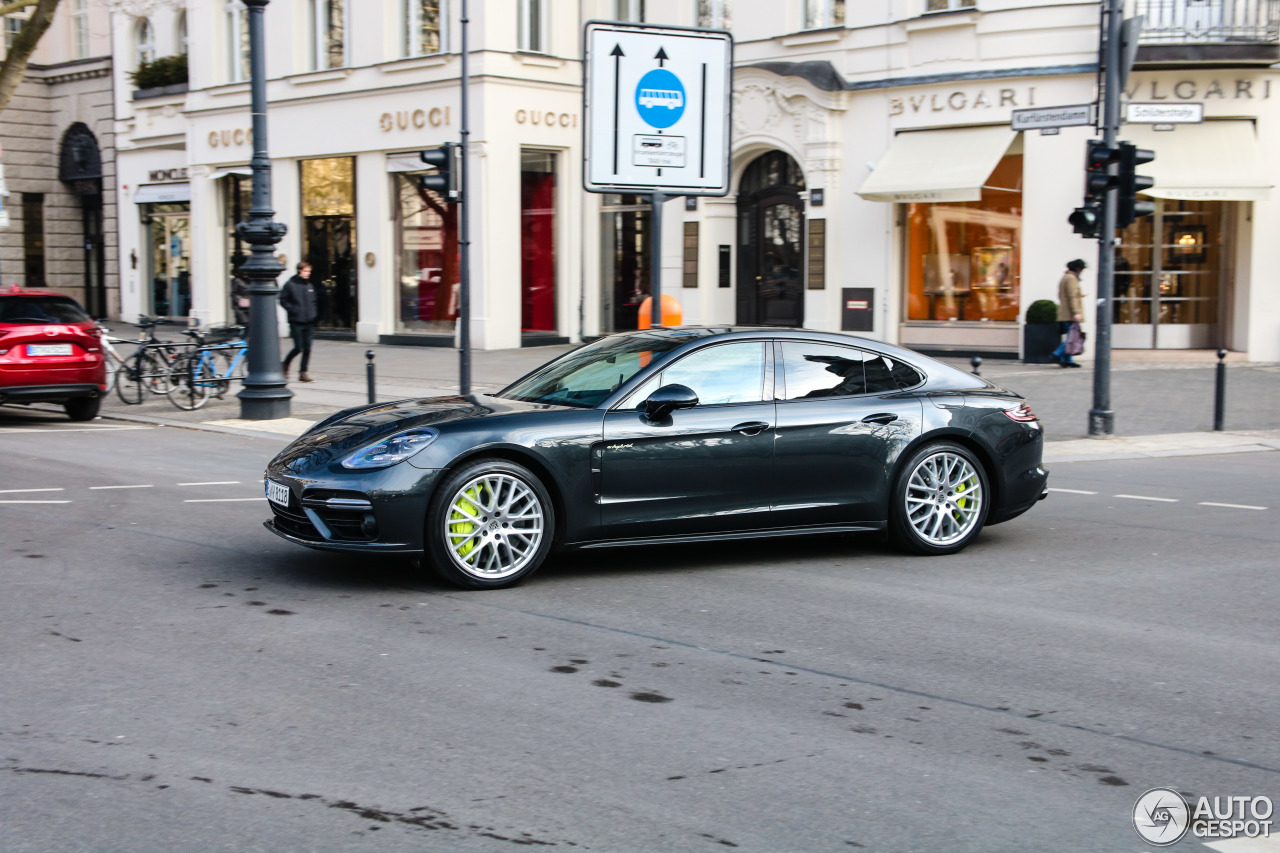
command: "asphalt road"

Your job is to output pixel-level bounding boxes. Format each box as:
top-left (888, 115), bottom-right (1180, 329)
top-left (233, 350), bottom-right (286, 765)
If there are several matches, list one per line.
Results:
top-left (2, 406), bottom-right (1278, 852)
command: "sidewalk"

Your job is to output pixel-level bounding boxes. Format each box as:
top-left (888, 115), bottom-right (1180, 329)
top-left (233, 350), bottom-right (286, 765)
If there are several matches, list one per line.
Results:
top-left (97, 335), bottom-right (1280, 461)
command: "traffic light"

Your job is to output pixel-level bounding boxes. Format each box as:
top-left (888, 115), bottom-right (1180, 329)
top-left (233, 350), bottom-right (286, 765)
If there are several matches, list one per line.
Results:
top-left (1117, 141), bottom-right (1155, 229)
top-left (1068, 140), bottom-right (1120, 239)
top-left (419, 142), bottom-right (461, 201)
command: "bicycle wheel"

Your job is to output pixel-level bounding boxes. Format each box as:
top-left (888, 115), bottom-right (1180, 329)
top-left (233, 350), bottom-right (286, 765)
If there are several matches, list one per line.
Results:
top-left (115, 353), bottom-right (145, 405)
top-left (145, 348), bottom-right (177, 395)
top-left (209, 347), bottom-right (238, 398)
top-left (167, 355), bottom-right (213, 411)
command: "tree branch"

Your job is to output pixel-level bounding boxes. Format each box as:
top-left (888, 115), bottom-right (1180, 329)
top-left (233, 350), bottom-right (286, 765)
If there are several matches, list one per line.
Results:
top-left (0, 1), bottom-right (37, 17)
top-left (0, 0), bottom-right (61, 116)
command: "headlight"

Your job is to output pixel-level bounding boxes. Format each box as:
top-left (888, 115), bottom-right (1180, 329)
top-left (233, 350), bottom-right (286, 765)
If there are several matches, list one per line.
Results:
top-left (340, 428), bottom-right (439, 469)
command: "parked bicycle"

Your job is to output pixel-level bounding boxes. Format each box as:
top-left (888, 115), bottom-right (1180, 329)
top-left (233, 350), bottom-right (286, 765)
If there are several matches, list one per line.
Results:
top-left (167, 325), bottom-right (248, 411)
top-left (115, 316), bottom-right (187, 405)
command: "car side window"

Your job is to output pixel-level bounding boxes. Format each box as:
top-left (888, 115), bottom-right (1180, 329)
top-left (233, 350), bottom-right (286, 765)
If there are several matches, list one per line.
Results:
top-left (780, 342), bottom-right (868, 400)
top-left (624, 342), bottom-right (767, 408)
top-left (863, 353), bottom-right (925, 393)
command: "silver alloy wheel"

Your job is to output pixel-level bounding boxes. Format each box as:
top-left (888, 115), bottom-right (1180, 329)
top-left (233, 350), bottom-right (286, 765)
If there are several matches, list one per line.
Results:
top-left (443, 473), bottom-right (545, 580)
top-left (904, 450), bottom-right (984, 547)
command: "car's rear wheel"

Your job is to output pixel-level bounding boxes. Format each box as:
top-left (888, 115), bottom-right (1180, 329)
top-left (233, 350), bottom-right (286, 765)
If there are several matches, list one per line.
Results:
top-left (64, 396), bottom-right (100, 422)
top-left (889, 441), bottom-right (989, 556)
top-left (425, 458), bottom-right (554, 589)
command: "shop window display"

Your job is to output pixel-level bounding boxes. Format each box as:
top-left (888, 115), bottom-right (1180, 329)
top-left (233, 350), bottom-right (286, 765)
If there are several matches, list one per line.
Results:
top-left (905, 154), bottom-right (1022, 324)
top-left (396, 173), bottom-right (458, 335)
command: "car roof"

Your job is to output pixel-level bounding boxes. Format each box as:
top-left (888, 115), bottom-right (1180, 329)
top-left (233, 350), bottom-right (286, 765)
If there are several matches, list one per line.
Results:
top-left (1, 286), bottom-right (78, 299)
top-left (602, 325), bottom-right (926, 360)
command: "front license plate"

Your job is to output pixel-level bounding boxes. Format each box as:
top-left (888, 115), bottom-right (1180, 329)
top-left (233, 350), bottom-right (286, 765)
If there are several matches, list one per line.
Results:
top-left (266, 480), bottom-right (291, 507)
top-left (28, 344), bottom-right (73, 356)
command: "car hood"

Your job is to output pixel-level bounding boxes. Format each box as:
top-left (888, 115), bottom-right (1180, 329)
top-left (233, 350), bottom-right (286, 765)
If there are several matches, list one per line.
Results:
top-left (268, 394), bottom-right (571, 475)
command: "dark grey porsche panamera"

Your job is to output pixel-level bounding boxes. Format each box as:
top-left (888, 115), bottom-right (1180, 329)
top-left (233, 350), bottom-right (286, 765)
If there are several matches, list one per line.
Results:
top-left (263, 327), bottom-right (1048, 589)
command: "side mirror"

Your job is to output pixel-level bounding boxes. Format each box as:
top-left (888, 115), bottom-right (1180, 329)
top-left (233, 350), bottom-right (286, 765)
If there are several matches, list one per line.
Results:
top-left (643, 383), bottom-right (699, 421)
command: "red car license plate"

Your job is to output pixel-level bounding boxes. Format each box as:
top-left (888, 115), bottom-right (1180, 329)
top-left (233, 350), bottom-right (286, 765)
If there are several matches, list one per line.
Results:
top-left (27, 344), bottom-right (73, 356)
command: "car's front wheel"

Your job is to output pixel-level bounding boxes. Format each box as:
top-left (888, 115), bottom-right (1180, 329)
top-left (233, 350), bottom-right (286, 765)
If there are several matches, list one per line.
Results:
top-left (424, 458), bottom-right (555, 589)
top-left (889, 441), bottom-right (990, 556)
top-left (64, 396), bottom-right (101, 422)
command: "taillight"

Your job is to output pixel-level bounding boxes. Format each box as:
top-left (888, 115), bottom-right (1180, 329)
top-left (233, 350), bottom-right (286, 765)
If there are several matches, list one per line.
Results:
top-left (1003, 402), bottom-right (1038, 422)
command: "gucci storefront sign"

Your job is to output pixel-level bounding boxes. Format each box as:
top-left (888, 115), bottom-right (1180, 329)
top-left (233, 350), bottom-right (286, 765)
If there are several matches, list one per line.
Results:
top-left (380, 108), bottom-right (451, 131)
top-left (208, 128), bottom-right (253, 148)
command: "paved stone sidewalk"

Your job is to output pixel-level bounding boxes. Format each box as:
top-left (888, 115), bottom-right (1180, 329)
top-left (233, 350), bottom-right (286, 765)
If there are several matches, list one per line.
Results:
top-left (95, 332), bottom-right (1279, 456)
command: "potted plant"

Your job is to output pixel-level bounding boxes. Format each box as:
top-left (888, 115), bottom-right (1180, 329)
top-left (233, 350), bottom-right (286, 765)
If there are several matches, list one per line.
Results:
top-left (1023, 299), bottom-right (1060, 364)
top-left (130, 54), bottom-right (189, 100)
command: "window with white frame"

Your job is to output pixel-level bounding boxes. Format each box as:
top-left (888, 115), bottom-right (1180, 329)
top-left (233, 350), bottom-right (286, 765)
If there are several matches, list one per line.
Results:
top-left (3, 15), bottom-right (22, 56)
top-left (804, 0), bottom-right (844, 28)
top-left (136, 17), bottom-right (156, 67)
top-left (176, 10), bottom-right (188, 56)
top-left (404, 0), bottom-right (443, 56)
top-left (518, 0), bottom-right (547, 52)
top-left (926, 0), bottom-right (975, 10)
top-left (310, 0), bottom-right (347, 69)
top-left (71, 0), bottom-right (89, 59)
top-left (226, 1), bottom-right (249, 82)
top-left (614, 0), bottom-right (644, 22)
top-left (696, 0), bottom-right (731, 28)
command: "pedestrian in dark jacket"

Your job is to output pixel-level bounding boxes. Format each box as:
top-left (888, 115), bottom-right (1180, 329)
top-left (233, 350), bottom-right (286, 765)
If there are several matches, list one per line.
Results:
top-left (279, 262), bottom-right (318, 382)
top-left (230, 270), bottom-right (251, 329)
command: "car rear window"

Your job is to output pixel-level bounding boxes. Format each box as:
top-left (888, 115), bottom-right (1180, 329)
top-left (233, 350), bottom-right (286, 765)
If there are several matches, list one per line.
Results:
top-left (0, 296), bottom-right (91, 325)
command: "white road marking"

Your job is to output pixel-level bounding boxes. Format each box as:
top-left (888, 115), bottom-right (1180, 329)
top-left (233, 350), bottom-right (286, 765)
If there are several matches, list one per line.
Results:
top-left (0, 500), bottom-right (72, 504)
top-left (0, 488), bottom-right (65, 494)
top-left (89, 485), bottom-right (154, 490)
top-left (1199, 501), bottom-right (1268, 511)
top-left (183, 497), bottom-right (266, 503)
top-left (0, 426), bottom-right (152, 434)
top-left (1048, 487), bottom-right (1098, 495)
top-left (178, 481), bottom-right (241, 486)
top-left (1114, 494), bottom-right (1180, 502)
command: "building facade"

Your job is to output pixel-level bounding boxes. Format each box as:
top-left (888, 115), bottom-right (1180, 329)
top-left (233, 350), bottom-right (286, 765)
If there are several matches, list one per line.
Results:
top-left (109, 0), bottom-right (1278, 361)
top-left (0, 0), bottom-right (117, 317)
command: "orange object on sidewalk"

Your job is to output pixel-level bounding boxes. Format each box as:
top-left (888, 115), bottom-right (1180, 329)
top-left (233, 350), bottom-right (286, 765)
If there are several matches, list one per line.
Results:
top-left (637, 294), bottom-right (683, 329)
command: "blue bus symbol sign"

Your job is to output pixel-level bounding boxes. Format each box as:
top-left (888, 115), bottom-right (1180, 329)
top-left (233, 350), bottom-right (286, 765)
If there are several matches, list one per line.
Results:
top-left (635, 69), bottom-right (685, 129)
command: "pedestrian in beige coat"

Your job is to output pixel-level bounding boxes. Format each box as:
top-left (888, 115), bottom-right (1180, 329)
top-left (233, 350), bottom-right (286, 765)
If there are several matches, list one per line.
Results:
top-left (1053, 259), bottom-right (1086, 367)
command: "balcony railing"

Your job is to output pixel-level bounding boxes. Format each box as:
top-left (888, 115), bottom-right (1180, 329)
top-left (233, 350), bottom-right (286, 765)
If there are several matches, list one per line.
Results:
top-left (1131, 0), bottom-right (1280, 44)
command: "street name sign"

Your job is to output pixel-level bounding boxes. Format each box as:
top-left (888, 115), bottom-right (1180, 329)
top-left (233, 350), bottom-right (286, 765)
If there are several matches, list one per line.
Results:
top-left (1125, 102), bottom-right (1203, 124)
top-left (584, 22), bottom-right (732, 195)
top-left (1010, 104), bottom-right (1094, 132)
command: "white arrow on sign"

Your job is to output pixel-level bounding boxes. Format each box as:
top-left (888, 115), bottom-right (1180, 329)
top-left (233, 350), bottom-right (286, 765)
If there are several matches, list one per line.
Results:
top-left (584, 22), bottom-right (733, 195)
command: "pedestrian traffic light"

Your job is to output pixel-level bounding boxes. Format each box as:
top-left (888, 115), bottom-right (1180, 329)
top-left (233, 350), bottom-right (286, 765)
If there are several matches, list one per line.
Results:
top-left (419, 142), bottom-right (461, 201)
top-left (1068, 204), bottom-right (1100, 238)
top-left (1117, 141), bottom-right (1155, 229)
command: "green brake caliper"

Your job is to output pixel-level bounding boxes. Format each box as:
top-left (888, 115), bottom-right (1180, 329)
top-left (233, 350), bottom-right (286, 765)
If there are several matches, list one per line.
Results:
top-left (450, 484), bottom-right (486, 562)
top-left (953, 480), bottom-right (968, 521)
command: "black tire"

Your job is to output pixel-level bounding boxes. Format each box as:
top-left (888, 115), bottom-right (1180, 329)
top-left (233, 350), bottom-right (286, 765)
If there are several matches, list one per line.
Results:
top-left (115, 350), bottom-right (168, 405)
top-left (424, 458), bottom-right (555, 590)
top-left (889, 441), bottom-right (990, 556)
top-left (167, 355), bottom-right (213, 411)
top-left (64, 396), bottom-right (101, 422)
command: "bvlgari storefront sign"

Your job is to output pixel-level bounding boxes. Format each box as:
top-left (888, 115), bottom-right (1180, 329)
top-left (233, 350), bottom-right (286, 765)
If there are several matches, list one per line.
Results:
top-left (890, 87), bottom-right (1038, 117)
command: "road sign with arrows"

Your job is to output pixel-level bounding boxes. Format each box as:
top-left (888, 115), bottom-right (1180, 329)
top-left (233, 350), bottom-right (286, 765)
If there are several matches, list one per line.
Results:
top-left (584, 22), bottom-right (732, 195)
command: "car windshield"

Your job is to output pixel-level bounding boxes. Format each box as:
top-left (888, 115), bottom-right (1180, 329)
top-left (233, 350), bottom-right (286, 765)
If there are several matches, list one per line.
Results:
top-left (0, 296), bottom-right (91, 325)
top-left (500, 332), bottom-right (692, 408)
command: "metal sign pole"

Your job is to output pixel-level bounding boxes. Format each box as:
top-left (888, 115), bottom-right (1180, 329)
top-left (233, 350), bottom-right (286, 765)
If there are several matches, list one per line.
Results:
top-left (458, 0), bottom-right (471, 396)
top-left (1089, 0), bottom-right (1122, 437)
top-left (650, 190), bottom-right (664, 327)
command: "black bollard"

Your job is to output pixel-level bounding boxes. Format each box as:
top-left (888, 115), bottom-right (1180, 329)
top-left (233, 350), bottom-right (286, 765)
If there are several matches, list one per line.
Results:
top-left (1213, 348), bottom-right (1227, 431)
top-left (970, 356), bottom-right (982, 377)
top-left (366, 349), bottom-right (376, 405)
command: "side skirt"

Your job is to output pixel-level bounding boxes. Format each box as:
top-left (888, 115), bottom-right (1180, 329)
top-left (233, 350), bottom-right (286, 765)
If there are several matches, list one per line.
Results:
top-left (573, 522), bottom-right (886, 551)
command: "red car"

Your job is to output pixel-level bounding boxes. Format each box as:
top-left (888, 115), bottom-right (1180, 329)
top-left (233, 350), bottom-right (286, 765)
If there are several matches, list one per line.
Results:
top-left (0, 286), bottom-right (108, 421)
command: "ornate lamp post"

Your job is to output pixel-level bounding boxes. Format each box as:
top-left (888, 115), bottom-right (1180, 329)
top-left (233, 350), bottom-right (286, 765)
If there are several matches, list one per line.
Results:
top-left (236, 0), bottom-right (292, 420)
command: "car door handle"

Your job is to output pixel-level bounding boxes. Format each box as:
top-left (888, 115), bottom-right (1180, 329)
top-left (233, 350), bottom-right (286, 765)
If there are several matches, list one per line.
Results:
top-left (861, 412), bottom-right (899, 425)
top-left (731, 421), bottom-right (770, 436)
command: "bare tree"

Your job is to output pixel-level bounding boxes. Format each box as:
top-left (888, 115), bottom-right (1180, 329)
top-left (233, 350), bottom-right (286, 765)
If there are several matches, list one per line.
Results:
top-left (0, 0), bottom-right (63, 116)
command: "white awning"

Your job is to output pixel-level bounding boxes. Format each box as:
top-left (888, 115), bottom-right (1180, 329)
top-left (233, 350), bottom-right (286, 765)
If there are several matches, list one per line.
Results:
top-left (1125, 121), bottom-right (1271, 202)
top-left (133, 183), bottom-right (190, 204)
top-left (857, 125), bottom-right (1017, 203)
top-left (208, 167), bottom-right (252, 181)
top-left (387, 153), bottom-right (426, 173)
